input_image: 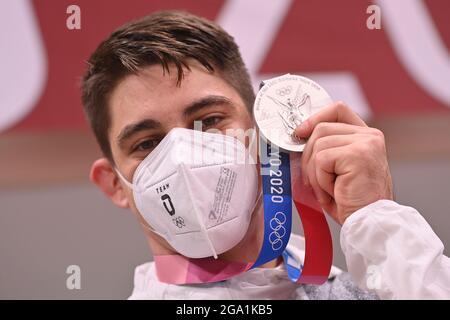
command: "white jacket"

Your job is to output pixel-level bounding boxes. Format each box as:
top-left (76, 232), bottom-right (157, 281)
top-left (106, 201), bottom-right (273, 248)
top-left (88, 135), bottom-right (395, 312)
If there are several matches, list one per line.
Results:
top-left (341, 200), bottom-right (450, 299)
top-left (129, 200), bottom-right (450, 299)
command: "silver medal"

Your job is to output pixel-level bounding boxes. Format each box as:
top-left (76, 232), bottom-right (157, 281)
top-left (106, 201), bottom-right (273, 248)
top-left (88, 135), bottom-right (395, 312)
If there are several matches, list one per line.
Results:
top-left (254, 74), bottom-right (332, 152)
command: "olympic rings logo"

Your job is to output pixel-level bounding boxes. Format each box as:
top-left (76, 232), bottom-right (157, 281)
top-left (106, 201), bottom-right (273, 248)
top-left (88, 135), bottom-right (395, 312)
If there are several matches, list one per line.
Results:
top-left (269, 211), bottom-right (287, 251)
top-left (172, 216), bottom-right (186, 229)
top-left (276, 85), bottom-right (292, 96)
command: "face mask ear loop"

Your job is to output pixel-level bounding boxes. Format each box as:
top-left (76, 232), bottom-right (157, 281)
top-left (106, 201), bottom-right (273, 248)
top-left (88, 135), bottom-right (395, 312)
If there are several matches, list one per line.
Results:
top-left (250, 189), bottom-right (263, 216)
top-left (114, 167), bottom-right (138, 192)
top-left (178, 162), bottom-right (219, 259)
top-left (115, 168), bottom-right (163, 238)
top-left (139, 221), bottom-right (167, 239)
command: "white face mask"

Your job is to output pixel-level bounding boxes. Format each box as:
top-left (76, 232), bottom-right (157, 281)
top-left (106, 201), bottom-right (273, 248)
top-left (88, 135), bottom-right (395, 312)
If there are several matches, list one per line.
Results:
top-left (116, 128), bottom-right (259, 259)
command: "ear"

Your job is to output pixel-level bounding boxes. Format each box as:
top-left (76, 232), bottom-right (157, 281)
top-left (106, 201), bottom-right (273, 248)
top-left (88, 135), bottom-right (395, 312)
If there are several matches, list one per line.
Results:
top-left (90, 158), bottom-right (130, 209)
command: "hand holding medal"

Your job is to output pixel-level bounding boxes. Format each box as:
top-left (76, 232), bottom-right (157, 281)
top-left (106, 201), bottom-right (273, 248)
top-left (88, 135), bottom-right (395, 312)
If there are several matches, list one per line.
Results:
top-left (253, 74), bottom-right (393, 284)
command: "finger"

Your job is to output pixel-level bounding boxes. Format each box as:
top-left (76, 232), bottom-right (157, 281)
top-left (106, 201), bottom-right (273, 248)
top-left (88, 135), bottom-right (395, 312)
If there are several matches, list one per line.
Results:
top-left (304, 132), bottom-right (370, 175)
top-left (315, 148), bottom-right (339, 197)
top-left (305, 150), bottom-right (331, 206)
top-left (314, 146), bottom-right (352, 225)
top-left (307, 136), bottom-right (363, 196)
top-left (309, 146), bottom-right (347, 208)
top-left (305, 125), bottom-right (382, 167)
top-left (305, 135), bottom-right (357, 204)
top-left (301, 124), bottom-right (370, 183)
top-left (295, 101), bottom-right (367, 138)
top-left (305, 142), bottom-right (344, 206)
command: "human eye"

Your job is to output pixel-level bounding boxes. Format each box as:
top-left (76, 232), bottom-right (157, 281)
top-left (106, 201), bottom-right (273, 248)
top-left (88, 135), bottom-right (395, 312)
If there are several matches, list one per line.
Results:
top-left (132, 138), bottom-right (160, 155)
top-left (200, 115), bottom-right (224, 130)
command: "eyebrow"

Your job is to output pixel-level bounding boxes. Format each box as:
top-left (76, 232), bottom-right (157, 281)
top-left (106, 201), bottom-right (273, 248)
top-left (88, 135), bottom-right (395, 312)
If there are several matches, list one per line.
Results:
top-left (183, 95), bottom-right (234, 118)
top-left (117, 118), bottom-right (162, 148)
top-left (116, 95), bottom-right (235, 148)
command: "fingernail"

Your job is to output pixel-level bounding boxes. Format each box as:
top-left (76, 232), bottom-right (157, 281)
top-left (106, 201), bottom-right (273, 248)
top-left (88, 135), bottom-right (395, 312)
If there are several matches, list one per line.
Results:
top-left (297, 121), bottom-right (309, 137)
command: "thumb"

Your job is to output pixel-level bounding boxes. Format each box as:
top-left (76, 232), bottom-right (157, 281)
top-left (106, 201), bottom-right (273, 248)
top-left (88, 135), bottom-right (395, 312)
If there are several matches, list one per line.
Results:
top-left (294, 120), bottom-right (312, 138)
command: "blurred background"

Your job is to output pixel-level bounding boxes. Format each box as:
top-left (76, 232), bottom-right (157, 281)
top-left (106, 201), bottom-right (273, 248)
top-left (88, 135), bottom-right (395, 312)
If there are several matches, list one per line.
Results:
top-left (1, 0), bottom-right (449, 299)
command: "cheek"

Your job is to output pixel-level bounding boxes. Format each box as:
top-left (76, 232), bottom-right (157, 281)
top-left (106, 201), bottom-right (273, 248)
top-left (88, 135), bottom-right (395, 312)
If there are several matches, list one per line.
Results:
top-left (233, 114), bottom-right (256, 147)
top-left (238, 109), bottom-right (254, 129)
top-left (226, 107), bottom-right (254, 131)
top-left (124, 186), bottom-right (139, 212)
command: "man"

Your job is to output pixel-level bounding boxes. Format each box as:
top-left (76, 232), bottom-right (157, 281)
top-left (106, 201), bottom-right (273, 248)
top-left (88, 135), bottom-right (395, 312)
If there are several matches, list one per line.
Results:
top-left (81, 11), bottom-right (450, 299)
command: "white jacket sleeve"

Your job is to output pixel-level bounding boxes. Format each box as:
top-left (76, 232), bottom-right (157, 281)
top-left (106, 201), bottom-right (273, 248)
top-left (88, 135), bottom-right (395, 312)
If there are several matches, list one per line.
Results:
top-left (340, 200), bottom-right (450, 299)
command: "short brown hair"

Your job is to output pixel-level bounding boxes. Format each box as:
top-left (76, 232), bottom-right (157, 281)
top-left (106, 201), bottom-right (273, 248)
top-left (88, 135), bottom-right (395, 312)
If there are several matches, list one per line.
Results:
top-left (81, 10), bottom-right (255, 161)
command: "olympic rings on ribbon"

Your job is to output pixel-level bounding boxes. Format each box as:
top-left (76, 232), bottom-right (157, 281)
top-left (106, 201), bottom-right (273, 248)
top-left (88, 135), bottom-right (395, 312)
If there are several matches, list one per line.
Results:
top-left (269, 211), bottom-right (287, 251)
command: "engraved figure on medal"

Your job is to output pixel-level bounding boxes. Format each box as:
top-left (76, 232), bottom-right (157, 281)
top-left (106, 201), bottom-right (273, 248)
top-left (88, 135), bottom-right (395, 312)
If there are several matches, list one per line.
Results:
top-left (269, 84), bottom-right (312, 137)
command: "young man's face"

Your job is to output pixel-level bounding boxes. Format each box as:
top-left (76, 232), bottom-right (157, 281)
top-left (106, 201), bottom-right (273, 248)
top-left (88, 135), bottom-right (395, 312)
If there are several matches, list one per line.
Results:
top-left (92, 60), bottom-right (256, 253)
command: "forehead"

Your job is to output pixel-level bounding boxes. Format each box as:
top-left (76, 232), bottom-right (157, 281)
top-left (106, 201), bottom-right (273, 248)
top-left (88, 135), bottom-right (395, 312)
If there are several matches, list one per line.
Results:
top-left (108, 62), bottom-right (243, 136)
